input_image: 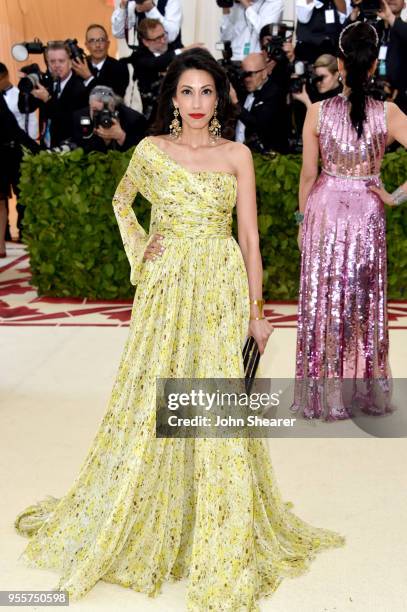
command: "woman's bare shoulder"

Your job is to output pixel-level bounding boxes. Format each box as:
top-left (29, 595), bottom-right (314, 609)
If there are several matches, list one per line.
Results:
top-left (219, 140), bottom-right (253, 167)
top-left (146, 134), bottom-right (172, 150)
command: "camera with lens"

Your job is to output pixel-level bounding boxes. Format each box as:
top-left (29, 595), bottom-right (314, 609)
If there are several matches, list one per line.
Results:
top-left (65, 39), bottom-right (85, 62)
top-left (289, 61), bottom-right (323, 94)
top-left (366, 76), bottom-right (392, 101)
top-left (351, 0), bottom-right (381, 22)
top-left (139, 81), bottom-right (162, 122)
top-left (216, 40), bottom-right (246, 101)
top-left (93, 106), bottom-right (119, 129)
top-left (262, 23), bottom-right (295, 63)
top-left (18, 63), bottom-right (52, 94)
top-left (91, 93), bottom-right (119, 130)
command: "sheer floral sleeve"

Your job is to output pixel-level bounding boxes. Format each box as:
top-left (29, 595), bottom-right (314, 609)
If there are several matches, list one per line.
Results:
top-left (112, 148), bottom-right (149, 286)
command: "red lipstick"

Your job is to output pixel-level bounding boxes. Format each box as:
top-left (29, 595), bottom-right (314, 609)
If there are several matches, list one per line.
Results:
top-left (189, 113), bottom-right (205, 119)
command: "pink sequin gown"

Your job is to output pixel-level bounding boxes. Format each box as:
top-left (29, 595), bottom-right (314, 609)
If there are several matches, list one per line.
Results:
top-left (292, 94), bottom-right (392, 421)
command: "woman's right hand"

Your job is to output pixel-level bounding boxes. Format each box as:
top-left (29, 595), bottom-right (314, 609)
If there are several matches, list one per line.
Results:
top-left (369, 185), bottom-right (396, 206)
top-left (292, 84), bottom-right (312, 109)
top-left (143, 234), bottom-right (165, 261)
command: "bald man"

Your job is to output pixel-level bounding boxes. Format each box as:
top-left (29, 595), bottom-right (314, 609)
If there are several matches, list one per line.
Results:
top-left (233, 52), bottom-right (289, 154)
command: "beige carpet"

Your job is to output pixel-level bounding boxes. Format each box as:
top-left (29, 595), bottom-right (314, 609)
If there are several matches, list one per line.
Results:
top-left (1, 251), bottom-right (407, 611)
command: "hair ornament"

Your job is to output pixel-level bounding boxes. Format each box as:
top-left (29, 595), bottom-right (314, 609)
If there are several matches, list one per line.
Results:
top-left (338, 21), bottom-right (379, 56)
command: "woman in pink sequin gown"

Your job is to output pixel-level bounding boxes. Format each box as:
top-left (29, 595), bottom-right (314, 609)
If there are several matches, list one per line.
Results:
top-left (292, 22), bottom-right (407, 420)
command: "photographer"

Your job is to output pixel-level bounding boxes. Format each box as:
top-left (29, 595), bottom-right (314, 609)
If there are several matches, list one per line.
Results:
top-left (73, 86), bottom-right (146, 153)
top-left (259, 23), bottom-right (296, 89)
top-left (291, 53), bottom-right (342, 109)
top-left (219, 0), bottom-right (284, 61)
top-left (128, 19), bottom-right (203, 123)
top-left (230, 52), bottom-right (289, 152)
top-left (295, 0), bottom-right (352, 62)
top-left (71, 24), bottom-right (129, 97)
top-left (112, 0), bottom-right (183, 46)
top-left (345, 0), bottom-right (407, 112)
top-left (260, 24), bottom-right (296, 76)
top-left (18, 41), bottom-right (88, 149)
top-left (0, 94), bottom-right (40, 248)
top-left (0, 63), bottom-right (38, 140)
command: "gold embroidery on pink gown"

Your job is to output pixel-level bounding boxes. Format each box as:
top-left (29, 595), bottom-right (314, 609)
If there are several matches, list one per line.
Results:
top-left (15, 137), bottom-right (345, 611)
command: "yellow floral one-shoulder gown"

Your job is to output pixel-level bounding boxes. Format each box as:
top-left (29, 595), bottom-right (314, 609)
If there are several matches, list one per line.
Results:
top-left (15, 138), bottom-right (345, 611)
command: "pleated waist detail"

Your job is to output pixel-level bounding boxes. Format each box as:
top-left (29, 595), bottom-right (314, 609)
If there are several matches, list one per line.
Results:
top-left (150, 220), bottom-right (232, 239)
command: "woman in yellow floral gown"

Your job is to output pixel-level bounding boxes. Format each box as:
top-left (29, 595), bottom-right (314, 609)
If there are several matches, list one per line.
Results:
top-left (15, 49), bottom-right (345, 611)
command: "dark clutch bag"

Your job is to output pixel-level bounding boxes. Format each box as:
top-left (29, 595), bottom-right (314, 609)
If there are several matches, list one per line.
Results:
top-left (243, 336), bottom-right (260, 393)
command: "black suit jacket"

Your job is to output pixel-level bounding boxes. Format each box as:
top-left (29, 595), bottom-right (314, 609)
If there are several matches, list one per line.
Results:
top-left (126, 43), bottom-right (182, 122)
top-left (237, 77), bottom-right (289, 154)
top-left (295, 0), bottom-right (342, 63)
top-left (129, 44), bottom-right (180, 94)
top-left (72, 104), bottom-right (147, 153)
top-left (0, 95), bottom-right (40, 195)
top-left (85, 55), bottom-right (129, 98)
top-left (380, 18), bottom-right (407, 113)
top-left (18, 72), bottom-right (89, 148)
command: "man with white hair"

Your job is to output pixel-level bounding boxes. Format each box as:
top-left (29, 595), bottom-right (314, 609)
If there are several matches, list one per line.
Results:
top-left (220, 0), bottom-right (283, 61)
top-left (73, 86), bottom-right (146, 153)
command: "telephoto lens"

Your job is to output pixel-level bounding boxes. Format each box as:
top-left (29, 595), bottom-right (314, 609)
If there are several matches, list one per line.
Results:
top-left (18, 64), bottom-right (45, 94)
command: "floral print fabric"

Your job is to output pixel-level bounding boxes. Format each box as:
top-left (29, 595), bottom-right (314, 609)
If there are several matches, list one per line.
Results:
top-left (15, 138), bottom-right (345, 611)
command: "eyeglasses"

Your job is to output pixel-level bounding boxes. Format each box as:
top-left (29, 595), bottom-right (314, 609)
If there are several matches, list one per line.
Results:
top-left (87, 37), bottom-right (108, 45)
top-left (145, 31), bottom-right (167, 42)
top-left (242, 68), bottom-right (266, 78)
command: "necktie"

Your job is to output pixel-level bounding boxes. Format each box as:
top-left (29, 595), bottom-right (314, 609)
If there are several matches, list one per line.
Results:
top-left (53, 79), bottom-right (61, 99)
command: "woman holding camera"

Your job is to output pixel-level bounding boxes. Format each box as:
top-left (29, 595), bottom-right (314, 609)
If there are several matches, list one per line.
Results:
top-left (292, 53), bottom-right (342, 109)
top-left (292, 21), bottom-right (407, 420)
top-left (15, 49), bottom-right (345, 611)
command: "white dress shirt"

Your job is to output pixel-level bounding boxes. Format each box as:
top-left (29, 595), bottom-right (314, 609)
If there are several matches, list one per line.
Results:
top-left (235, 92), bottom-right (255, 143)
top-left (296, 0), bottom-right (352, 25)
top-left (111, 0), bottom-right (183, 43)
top-left (3, 85), bottom-right (38, 140)
top-left (54, 71), bottom-right (73, 97)
top-left (220, 0), bottom-right (283, 61)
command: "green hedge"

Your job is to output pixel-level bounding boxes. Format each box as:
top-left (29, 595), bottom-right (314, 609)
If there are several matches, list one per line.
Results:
top-left (19, 146), bottom-right (407, 300)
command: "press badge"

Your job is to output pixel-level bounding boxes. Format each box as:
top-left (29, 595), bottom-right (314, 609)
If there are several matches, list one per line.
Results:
top-left (243, 42), bottom-right (251, 56)
top-left (378, 45), bottom-right (388, 60)
top-left (325, 9), bottom-right (335, 24)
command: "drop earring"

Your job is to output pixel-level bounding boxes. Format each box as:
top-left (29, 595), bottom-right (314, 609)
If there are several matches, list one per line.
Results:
top-left (209, 104), bottom-right (221, 143)
top-left (169, 105), bottom-right (182, 139)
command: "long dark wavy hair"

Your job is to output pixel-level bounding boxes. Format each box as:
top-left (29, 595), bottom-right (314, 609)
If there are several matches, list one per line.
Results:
top-left (150, 48), bottom-right (236, 139)
top-left (338, 22), bottom-right (379, 138)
